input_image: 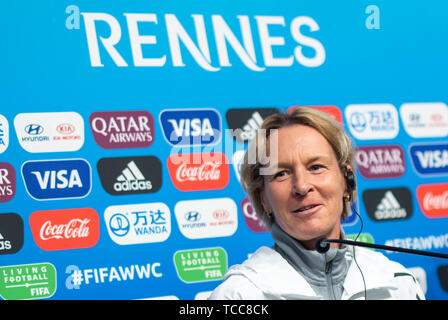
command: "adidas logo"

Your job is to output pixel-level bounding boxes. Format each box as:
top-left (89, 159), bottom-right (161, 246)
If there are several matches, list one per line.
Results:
top-left (239, 112), bottom-right (263, 141)
top-left (0, 232), bottom-right (12, 251)
top-left (374, 190), bottom-right (407, 220)
top-left (113, 161), bottom-right (152, 192)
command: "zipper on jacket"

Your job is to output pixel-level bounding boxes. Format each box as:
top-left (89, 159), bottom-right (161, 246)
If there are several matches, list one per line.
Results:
top-left (325, 261), bottom-right (336, 300)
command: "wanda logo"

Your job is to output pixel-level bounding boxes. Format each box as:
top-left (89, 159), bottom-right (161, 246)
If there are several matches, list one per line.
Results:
top-left (417, 183), bottom-right (448, 218)
top-left (29, 208), bottom-right (100, 251)
top-left (167, 152), bottom-right (229, 191)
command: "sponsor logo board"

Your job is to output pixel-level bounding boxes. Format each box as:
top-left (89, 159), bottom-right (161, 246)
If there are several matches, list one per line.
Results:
top-left (97, 156), bottom-right (162, 195)
top-left (0, 263), bottom-right (56, 300)
top-left (400, 102), bottom-right (448, 138)
top-left (0, 213), bottom-right (24, 255)
top-left (159, 108), bottom-right (221, 146)
top-left (22, 159), bottom-right (92, 200)
top-left (173, 247), bottom-right (227, 283)
top-left (363, 187), bottom-right (413, 222)
top-left (104, 202), bottom-right (171, 245)
top-left (241, 197), bottom-right (268, 233)
top-left (167, 152), bottom-right (229, 191)
top-left (0, 162), bottom-right (16, 203)
top-left (89, 110), bottom-right (155, 149)
top-left (416, 183), bottom-right (448, 219)
top-left (225, 108), bottom-right (279, 143)
top-left (345, 104), bottom-right (399, 140)
top-left (29, 208), bottom-right (100, 251)
top-left (409, 143), bottom-right (448, 176)
top-left (175, 198), bottom-right (237, 239)
top-left (14, 112), bottom-right (84, 152)
top-left (355, 145), bottom-right (405, 179)
top-left (0, 114), bottom-right (9, 154)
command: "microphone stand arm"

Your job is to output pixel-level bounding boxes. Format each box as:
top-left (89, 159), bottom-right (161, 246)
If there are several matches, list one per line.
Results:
top-left (321, 239), bottom-right (448, 259)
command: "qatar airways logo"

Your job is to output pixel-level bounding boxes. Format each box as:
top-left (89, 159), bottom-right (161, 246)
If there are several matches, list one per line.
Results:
top-left (80, 12), bottom-right (326, 71)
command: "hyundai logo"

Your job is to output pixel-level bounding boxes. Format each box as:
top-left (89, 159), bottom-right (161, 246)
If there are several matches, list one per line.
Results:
top-left (185, 211), bottom-right (201, 222)
top-left (25, 124), bottom-right (44, 135)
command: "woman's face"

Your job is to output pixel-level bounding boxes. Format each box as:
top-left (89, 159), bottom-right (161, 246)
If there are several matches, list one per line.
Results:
top-left (261, 124), bottom-right (349, 250)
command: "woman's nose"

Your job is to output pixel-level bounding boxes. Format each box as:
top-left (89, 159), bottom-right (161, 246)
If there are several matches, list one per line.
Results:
top-left (292, 174), bottom-right (312, 196)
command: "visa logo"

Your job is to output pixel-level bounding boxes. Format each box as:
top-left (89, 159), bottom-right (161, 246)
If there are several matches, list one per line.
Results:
top-left (31, 170), bottom-right (83, 190)
top-left (22, 159), bottom-right (92, 200)
top-left (410, 143), bottom-right (448, 176)
top-left (159, 109), bottom-right (221, 146)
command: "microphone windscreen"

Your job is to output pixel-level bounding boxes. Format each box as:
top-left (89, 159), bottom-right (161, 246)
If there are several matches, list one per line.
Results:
top-left (315, 238), bottom-right (330, 254)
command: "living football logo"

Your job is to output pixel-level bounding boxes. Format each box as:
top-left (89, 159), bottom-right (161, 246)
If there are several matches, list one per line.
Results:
top-left (97, 156), bottom-right (162, 195)
top-left (22, 159), bottom-right (92, 200)
top-left (363, 187), bottom-right (413, 222)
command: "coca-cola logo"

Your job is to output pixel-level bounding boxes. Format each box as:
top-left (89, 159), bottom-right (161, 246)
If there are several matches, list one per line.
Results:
top-left (39, 218), bottom-right (91, 240)
top-left (29, 208), bottom-right (100, 251)
top-left (417, 183), bottom-right (448, 218)
top-left (176, 162), bottom-right (221, 182)
top-left (167, 153), bottom-right (229, 191)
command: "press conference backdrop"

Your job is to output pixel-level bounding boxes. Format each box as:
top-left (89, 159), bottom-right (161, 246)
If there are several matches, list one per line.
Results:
top-left (1, 0), bottom-right (448, 300)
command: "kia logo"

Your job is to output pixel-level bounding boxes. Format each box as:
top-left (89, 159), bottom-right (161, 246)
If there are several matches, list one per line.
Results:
top-left (56, 123), bottom-right (75, 135)
top-left (213, 209), bottom-right (229, 220)
top-left (25, 124), bottom-right (43, 135)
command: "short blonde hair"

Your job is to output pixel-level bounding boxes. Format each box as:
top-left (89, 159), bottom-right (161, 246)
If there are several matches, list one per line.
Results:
top-left (240, 107), bottom-right (356, 229)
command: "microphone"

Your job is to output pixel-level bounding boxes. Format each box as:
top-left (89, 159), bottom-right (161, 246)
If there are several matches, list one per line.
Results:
top-left (316, 238), bottom-right (448, 259)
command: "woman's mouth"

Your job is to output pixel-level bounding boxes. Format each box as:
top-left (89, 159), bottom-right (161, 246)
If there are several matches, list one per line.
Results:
top-left (292, 204), bottom-right (321, 214)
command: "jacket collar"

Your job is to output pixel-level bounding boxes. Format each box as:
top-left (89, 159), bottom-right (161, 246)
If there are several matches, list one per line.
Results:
top-left (224, 245), bottom-right (399, 300)
top-left (224, 246), bottom-right (320, 299)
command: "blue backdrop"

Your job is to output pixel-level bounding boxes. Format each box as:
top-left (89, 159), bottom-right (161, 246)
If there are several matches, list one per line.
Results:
top-left (1, 0), bottom-right (448, 300)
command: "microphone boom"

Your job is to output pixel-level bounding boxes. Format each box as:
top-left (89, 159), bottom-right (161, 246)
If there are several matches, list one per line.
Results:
top-left (316, 238), bottom-right (448, 259)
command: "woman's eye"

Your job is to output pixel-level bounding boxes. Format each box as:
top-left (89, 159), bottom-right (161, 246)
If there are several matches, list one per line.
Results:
top-left (273, 171), bottom-right (288, 179)
top-left (310, 164), bottom-right (323, 171)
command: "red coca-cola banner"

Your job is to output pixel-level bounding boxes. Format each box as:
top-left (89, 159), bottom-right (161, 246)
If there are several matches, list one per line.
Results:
top-left (167, 152), bottom-right (229, 191)
top-left (29, 208), bottom-right (100, 251)
top-left (417, 183), bottom-right (448, 219)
